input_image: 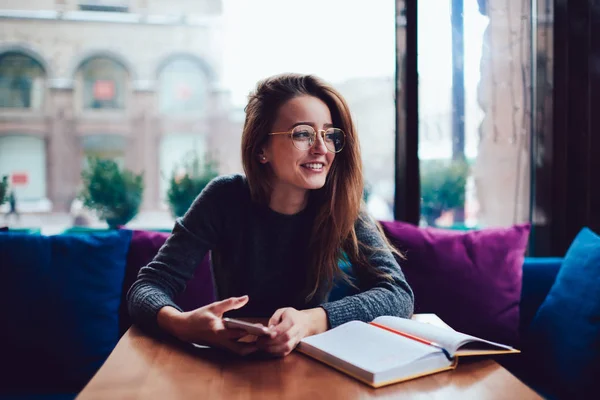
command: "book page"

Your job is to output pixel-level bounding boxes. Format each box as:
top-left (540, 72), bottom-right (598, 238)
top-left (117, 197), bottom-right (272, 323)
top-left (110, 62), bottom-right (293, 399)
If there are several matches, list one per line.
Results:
top-left (300, 321), bottom-right (442, 374)
top-left (411, 313), bottom-right (455, 330)
top-left (372, 316), bottom-right (514, 355)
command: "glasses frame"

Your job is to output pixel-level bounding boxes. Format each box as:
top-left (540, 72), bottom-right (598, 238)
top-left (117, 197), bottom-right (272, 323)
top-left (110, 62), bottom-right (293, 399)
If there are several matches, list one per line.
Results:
top-left (268, 125), bottom-right (346, 153)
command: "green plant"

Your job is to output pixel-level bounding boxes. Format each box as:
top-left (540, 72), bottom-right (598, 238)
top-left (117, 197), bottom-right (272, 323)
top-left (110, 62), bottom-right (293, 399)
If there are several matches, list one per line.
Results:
top-left (0, 175), bottom-right (8, 205)
top-left (167, 152), bottom-right (219, 217)
top-left (420, 159), bottom-right (469, 226)
top-left (79, 157), bottom-right (144, 229)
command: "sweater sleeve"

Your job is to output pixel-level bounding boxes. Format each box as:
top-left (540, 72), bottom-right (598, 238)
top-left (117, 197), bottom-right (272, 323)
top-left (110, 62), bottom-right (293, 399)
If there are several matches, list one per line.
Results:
top-left (126, 175), bottom-right (240, 333)
top-left (320, 213), bottom-right (415, 328)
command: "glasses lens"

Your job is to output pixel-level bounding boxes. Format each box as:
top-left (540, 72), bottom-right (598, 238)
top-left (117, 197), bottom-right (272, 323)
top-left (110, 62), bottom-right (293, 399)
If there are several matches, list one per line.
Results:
top-left (324, 128), bottom-right (345, 152)
top-left (291, 125), bottom-right (315, 150)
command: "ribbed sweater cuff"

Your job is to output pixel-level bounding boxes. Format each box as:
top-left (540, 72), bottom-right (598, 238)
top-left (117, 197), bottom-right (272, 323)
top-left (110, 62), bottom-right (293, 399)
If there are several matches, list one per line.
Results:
top-left (321, 300), bottom-right (357, 329)
top-left (130, 287), bottom-right (183, 334)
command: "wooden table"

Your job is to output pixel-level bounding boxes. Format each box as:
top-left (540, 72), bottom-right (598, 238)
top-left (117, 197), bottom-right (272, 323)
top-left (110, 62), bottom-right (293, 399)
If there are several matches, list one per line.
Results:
top-left (77, 316), bottom-right (541, 399)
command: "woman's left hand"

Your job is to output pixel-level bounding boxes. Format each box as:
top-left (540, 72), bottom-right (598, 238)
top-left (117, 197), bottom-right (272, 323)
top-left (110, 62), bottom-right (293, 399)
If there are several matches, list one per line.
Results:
top-left (257, 307), bottom-right (328, 357)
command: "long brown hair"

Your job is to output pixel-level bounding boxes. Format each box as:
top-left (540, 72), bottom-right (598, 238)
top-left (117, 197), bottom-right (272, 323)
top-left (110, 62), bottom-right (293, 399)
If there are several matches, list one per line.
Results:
top-left (242, 73), bottom-right (395, 300)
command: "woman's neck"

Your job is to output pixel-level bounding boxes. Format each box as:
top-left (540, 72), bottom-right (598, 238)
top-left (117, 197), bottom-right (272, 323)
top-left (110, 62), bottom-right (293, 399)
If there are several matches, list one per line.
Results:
top-left (269, 185), bottom-right (309, 215)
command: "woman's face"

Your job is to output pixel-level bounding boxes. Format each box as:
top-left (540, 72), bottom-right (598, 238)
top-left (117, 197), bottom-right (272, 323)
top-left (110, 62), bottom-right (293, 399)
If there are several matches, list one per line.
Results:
top-left (261, 95), bottom-right (337, 195)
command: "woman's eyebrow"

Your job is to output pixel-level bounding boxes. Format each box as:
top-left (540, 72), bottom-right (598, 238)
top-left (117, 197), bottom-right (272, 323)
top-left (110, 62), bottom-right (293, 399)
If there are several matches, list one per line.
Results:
top-left (288, 122), bottom-right (334, 129)
top-left (289, 121), bottom-right (313, 129)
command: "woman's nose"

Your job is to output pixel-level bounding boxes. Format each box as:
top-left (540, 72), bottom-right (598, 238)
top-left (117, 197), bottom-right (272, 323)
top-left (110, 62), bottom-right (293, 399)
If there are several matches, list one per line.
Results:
top-left (311, 131), bottom-right (328, 154)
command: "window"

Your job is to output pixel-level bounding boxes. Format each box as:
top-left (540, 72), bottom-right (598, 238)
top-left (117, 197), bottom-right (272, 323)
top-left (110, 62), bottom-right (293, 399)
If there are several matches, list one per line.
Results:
top-left (416, 0), bottom-right (536, 229)
top-left (79, 1), bottom-right (129, 12)
top-left (81, 134), bottom-right (127, 168)
top-left (78, 57), bottom-right (128, 110)
top-left (159, 134), bottom-right (206, 200)
top-left (0, 52), bottom-right (45, 109)
top-left (221, 0), bottom-right (398, 220)
top-left (0, 135), bottom-right (47, 201)
top-left (158, 58), bottom-right (208, 115)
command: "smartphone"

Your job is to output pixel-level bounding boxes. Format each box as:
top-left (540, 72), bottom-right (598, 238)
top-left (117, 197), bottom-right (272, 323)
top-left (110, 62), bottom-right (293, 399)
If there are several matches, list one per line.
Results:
top-left (222, 318), bottom-right (271, 336)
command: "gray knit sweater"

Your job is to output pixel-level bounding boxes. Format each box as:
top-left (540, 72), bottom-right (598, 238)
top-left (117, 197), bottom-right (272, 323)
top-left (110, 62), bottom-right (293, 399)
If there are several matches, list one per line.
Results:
top-left (127, 174), bottom-right (414, 333)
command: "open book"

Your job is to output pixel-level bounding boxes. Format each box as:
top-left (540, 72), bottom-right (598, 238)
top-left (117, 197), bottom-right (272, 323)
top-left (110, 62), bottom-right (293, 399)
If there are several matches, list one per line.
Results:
top-left (297, 315), bottom-right (519, 388)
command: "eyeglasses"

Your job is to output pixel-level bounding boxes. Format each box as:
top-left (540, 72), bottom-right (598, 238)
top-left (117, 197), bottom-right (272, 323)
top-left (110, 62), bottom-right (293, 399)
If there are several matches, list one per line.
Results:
top-left (268, 125), bottom-right (346, 153)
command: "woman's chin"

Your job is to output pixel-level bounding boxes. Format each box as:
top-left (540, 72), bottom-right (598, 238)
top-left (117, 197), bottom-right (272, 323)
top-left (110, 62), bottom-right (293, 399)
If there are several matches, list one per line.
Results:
top-left (301, 176), bottom-right (327, 190)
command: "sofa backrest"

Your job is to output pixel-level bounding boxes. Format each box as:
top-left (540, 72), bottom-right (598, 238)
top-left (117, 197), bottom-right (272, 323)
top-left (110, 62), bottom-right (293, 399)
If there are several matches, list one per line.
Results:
top-left (0, 225), bottom-right (568, 397)
top-left (519, 257), bottom-right (562, 334)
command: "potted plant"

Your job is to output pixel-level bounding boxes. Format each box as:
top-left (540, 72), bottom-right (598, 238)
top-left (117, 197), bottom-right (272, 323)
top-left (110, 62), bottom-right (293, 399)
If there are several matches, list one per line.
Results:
top-left (167, 151), bottom-right (219, 217)
top-left (420, 159), bottom-right (469, 227)
top-left (0, 175), bottom-right (7, 205)
top-left (79, 157), bottom-right (144, 229)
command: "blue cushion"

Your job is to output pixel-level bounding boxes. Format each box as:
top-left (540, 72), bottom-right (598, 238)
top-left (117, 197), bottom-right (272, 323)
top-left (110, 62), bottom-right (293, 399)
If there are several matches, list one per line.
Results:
top-left (0, 394), bottom-right (77, 400)
top-left (520, 257), bottom-right (562, 333)
top-left (527, 227), bottom-right (600, 399)
top-left (329, 255), bottom-right (358, 301)
top-left (0, 234), bottom-right (54, 391)
top-left (0, 230), bottom-right (132, 394)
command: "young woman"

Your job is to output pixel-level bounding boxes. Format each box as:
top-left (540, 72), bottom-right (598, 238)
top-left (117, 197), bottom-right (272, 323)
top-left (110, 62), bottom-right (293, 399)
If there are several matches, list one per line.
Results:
top-left (127, 73), bottom-right (414, 357)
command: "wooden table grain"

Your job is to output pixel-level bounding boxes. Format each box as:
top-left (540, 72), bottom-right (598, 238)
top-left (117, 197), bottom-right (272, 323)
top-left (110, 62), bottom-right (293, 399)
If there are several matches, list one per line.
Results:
top-left (77, 319), bottom-right (541, 400)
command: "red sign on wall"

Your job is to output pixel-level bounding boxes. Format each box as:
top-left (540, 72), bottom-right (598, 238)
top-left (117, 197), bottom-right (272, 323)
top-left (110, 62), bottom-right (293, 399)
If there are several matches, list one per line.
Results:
top-left (11, 172), bottom-right (28, 186)
top-left (94, 80), bottom-right (116, 100)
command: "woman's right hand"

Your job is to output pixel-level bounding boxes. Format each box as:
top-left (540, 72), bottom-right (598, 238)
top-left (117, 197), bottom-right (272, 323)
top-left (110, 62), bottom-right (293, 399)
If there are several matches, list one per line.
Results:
top-left (158, 295), bottom-right (257, 356)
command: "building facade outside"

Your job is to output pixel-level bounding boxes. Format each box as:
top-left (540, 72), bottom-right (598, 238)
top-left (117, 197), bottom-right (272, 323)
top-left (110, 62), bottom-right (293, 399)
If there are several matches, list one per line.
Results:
top-left (336, 77), bottom-right (396, 220)
top-left (0, 0), bottom-right (241, 213)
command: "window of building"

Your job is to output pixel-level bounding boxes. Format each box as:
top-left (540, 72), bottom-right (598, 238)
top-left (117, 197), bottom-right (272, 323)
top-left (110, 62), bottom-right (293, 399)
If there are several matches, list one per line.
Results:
top-left (159, 133), bottom-right (206, 201)
top-left (158, 58), bottom-right (208, 115)
top-left (0, 135), bottom-right (47, 201)
top-left (78, 57), bottom-right (128, 110)
top-left (0, 52), bottom-right (45, 109)
top-left (81, 134), bottom-right (127, 168)
top-left (79, 1), bottom-right (129, 12)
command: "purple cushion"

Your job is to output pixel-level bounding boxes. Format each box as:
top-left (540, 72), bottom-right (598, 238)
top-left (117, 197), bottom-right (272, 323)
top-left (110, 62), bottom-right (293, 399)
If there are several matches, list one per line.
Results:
top-left (0, 226), bottom-right (7, 231)
top-left (119, 229), bottom-right (216, 334)
top-left (380, 221), bottom-right (530, 346)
